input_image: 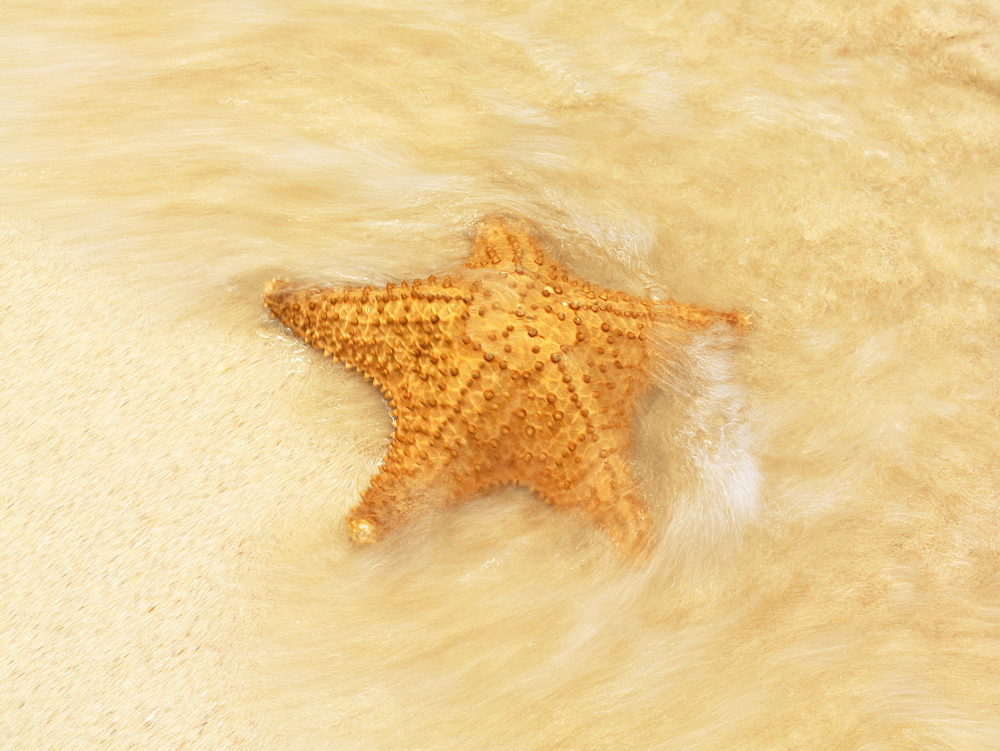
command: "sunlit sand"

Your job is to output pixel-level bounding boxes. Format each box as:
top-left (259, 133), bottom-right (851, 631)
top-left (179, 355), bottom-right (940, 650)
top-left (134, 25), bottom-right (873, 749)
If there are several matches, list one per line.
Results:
top-left (2, 1), bottom-right (998, 747)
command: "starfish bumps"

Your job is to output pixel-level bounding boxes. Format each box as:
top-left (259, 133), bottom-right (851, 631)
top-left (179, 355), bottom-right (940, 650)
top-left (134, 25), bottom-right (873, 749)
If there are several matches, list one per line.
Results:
top-left (264, 214), bottom-right (748, 553)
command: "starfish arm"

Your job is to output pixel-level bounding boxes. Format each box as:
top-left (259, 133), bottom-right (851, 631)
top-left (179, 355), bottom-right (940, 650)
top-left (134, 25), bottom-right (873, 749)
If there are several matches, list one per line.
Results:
top-left (468, 215), bottom-right (624, 311)
top-left (263, 277), bottom-right (474, 381)
top-left (466, 213), bottom-right (550, 270)
top-left (652, 298), bottom-right (751, 331)
top-left (345, 443), bottom-right (466, 544)
top-left (263, 279), bottom-right (384, 370)
top-left (540, 447), bottom-right (653, 554)
top-left (344, 458), bottom-right (420, 545)
top-left (586, 462), bottom-right (654, 554)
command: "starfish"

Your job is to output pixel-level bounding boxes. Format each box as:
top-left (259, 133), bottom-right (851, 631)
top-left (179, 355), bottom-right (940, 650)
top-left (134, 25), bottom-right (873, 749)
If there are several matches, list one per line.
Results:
top-left (264, 213), bottom-right (749, 553)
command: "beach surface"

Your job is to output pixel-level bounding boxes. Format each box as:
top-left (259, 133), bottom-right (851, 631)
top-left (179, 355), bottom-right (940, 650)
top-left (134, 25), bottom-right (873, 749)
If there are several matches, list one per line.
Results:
top-left (2, 1), bottom-right (999, 747)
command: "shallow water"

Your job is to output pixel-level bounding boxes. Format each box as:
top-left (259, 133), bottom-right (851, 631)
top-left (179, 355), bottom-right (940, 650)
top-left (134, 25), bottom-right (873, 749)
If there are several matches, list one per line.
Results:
top-left (2, 1), bottom-right (998, 747)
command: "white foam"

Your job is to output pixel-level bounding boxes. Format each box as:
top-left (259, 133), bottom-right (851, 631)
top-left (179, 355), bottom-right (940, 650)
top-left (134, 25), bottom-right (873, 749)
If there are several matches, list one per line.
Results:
top-left (644, 328), bottom-right (762, 567)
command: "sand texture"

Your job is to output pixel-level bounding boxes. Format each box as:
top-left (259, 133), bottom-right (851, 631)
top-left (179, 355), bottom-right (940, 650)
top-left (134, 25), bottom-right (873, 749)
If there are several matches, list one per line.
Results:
top-left (2, 0), bottom-right (999, 748)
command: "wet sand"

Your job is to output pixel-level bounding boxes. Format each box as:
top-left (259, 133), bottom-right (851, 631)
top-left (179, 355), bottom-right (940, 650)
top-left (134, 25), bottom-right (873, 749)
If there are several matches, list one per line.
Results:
top-left (2, 1), bottom-right (998, 747)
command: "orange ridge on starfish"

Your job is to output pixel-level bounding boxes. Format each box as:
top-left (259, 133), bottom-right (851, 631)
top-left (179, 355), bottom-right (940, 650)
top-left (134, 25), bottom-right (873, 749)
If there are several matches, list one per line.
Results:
top-left (264, 213), bottom-right (749, 553)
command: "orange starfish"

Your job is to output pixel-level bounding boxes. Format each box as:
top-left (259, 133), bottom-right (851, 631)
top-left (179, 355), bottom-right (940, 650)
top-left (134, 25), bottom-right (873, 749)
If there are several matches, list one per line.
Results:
top-left (264, 214), bottom-right (748, 553)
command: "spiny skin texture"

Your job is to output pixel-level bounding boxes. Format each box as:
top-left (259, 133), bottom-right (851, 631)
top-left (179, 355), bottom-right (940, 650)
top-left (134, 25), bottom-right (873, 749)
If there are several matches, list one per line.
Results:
top-left (264, 214), bottom-right (749, 553)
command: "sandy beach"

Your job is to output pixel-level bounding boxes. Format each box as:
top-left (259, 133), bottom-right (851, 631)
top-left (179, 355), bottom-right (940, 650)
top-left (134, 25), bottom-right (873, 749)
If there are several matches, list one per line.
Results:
top-left (2, 1), bottom-right (998, 747)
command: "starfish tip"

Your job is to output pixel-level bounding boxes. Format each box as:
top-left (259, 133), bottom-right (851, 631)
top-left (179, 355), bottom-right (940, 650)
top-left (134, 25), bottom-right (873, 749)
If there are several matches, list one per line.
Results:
top-left (262, 278), bottom-right (292, 314)
top-left (263, 277), bottom-right (288, 297)
top-left (347, 517), bottom-right (381, 545)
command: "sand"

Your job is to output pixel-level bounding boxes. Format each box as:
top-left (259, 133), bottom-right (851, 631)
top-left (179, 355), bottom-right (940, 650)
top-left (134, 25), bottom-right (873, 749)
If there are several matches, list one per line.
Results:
top-left (2, 0), bottom-right (998, 747)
